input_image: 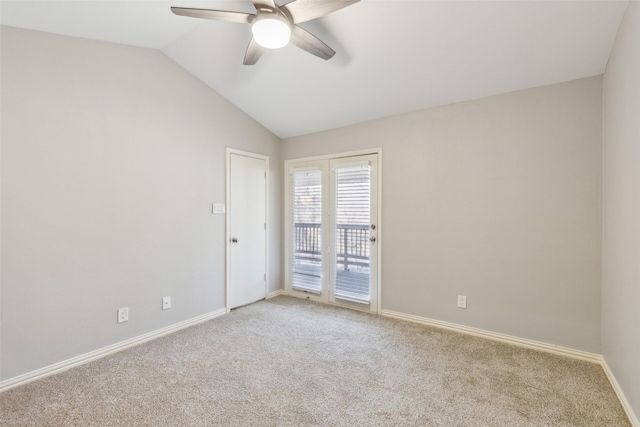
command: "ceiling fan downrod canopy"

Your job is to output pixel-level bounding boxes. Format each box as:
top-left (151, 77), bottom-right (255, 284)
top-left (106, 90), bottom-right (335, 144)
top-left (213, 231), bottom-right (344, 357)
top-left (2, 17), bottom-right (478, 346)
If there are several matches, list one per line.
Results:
top-left (170, 0), bottom-right (360, 65)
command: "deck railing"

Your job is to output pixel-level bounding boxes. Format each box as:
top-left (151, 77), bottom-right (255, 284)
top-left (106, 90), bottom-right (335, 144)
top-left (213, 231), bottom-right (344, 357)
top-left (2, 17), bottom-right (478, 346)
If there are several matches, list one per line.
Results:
top-left (294, 223), bottom-right (369, 271)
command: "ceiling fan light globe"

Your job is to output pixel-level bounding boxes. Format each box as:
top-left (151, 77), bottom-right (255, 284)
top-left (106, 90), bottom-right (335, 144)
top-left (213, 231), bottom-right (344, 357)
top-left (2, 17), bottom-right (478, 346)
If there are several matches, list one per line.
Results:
top-left (252, 17), bottom-right (291, 49)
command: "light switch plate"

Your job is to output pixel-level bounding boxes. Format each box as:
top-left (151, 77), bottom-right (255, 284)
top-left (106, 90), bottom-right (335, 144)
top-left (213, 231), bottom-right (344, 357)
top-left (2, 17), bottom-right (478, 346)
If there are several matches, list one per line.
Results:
top-left (212, 203), bottom-right (225, 214)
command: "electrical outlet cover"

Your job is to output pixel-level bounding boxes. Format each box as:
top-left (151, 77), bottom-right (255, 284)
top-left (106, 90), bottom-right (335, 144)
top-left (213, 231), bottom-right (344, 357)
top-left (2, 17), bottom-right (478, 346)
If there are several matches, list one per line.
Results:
top-left (457, 295), bottom-right (467, 309)
top-left (117, 307), bottom-right (129, 323)
top-left (162, 296), bottom-right (171, 310)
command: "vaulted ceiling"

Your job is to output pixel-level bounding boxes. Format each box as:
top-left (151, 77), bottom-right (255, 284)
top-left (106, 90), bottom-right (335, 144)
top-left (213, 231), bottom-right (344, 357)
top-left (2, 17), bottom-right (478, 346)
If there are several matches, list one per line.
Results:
top-left (0, 0), bottom-right (629, 138)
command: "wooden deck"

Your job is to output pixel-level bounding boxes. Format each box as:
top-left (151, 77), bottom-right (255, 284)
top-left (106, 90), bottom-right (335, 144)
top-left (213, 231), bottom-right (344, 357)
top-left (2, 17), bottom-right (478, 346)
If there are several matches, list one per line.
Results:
top-left (293, 222), bottom-right (371, 303)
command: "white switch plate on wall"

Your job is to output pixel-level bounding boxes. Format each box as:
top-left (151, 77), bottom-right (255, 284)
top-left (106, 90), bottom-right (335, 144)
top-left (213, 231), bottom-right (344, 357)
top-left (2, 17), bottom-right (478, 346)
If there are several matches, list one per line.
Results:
top-left (162, 296), bottom-right (171, 310)
top-left (212, 203), bottom-right (225, 214)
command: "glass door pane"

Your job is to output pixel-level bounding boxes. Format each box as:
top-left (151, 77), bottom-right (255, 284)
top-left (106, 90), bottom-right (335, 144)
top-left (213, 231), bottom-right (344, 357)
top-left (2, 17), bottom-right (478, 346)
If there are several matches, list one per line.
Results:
top-left (291, 169), bottom-right (323, 294)
top-left (286, 153), bottom-right (378, 312)
top-left (332, 161), bottom-right (373, 304)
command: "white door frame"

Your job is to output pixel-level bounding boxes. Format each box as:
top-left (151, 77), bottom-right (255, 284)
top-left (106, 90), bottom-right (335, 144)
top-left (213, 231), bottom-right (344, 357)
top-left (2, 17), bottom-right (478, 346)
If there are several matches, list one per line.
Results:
top-left (284, 148), bottom-right (382, 314)
top-left (226, 148), bottom-right (269, 312)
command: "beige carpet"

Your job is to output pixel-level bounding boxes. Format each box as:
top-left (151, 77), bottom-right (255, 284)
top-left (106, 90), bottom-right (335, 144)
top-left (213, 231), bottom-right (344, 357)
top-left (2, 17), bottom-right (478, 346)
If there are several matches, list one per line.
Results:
top-left (0, 296), bottom-right (630, 426)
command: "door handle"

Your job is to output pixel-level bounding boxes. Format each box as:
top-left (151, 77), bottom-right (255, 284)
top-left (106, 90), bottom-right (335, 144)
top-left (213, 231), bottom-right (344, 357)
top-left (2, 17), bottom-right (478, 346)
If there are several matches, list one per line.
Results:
top-left (231, 237), bottom-right (239, 243)
top-left (370, 236), bottom-right (376, 243)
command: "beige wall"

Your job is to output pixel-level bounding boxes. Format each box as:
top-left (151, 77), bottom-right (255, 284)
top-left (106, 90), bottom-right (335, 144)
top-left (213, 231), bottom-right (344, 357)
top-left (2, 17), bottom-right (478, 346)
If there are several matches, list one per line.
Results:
top-left (283, 77), bottom-right (603, 353)
top-left (0, 26), bottom-right (281, 380)
top-left (602, 0), bottom-right (640, 421)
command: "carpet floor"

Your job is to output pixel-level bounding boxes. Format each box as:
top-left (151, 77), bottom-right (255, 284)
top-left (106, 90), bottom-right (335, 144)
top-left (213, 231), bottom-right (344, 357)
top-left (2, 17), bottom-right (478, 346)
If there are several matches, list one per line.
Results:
top-left (0, 296), bottom-right (630, 426)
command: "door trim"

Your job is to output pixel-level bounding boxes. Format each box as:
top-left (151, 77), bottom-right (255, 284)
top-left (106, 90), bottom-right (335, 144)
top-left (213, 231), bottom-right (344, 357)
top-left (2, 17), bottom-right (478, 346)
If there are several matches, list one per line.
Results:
top-left (226, 148), bottom-right (269, 313)
top-left (284, 148), bottom-right (382, 314)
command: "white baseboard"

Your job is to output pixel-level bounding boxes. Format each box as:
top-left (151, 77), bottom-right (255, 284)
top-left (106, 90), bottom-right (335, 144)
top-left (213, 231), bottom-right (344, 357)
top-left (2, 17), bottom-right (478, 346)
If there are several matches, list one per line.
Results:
top-left (381, 309), bottom-right (601, 363)
top-left (0, 308), bottom-right (227, 393)
top-left (601, 357), bottom-right (639, 427)
top-left (266, 289), bottom-right (285, 299)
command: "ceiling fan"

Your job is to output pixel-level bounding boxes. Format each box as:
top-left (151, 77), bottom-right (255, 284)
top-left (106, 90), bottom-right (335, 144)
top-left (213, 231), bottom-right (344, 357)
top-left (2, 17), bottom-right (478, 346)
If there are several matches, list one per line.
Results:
top-left (171, 0), bottom-right (359, 65)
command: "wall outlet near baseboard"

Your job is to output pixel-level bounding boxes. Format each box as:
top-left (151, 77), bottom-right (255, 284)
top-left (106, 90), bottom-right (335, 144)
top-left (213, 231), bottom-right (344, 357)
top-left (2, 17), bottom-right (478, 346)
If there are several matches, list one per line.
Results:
top-left (162, 296), bottom-right (171, 310)
top-left (117, 307), bottom-right (129, 323)
top-left (457, 295), bottom-right (467, 309)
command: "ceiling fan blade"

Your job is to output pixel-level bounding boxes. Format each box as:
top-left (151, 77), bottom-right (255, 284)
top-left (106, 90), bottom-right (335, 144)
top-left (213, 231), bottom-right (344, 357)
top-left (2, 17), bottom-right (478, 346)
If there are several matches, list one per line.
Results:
top-left (244, 38), bottom-right (265, 65)
top-left (251, 0), bottom-right (277, 12)
top-left (283, 0), bottom-right (359, 24)
top-left (290, 25), bottom-right (335, 60)
top-left (170, 7), bottom-right (254, 24)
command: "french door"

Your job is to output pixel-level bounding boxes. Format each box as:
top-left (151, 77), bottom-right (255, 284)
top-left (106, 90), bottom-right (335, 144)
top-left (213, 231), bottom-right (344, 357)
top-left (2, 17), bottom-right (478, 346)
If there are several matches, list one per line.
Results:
top-left (285, 152), bottom-right (379, 313)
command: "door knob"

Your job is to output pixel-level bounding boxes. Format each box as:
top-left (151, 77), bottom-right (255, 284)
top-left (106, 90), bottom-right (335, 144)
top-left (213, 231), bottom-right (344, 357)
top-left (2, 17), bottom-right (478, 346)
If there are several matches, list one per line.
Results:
top-left (370, 236), bottom-right (376, 243)
top-left (231, 237), bottom-right (238, 243)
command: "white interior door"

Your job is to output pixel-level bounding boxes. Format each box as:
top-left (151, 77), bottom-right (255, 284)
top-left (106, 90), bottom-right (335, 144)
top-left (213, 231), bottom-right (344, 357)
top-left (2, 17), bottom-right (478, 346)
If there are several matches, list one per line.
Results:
top-left (228, 151), bottom-right (267, 309)
top-left (285, 152), bottom-right (380, 313)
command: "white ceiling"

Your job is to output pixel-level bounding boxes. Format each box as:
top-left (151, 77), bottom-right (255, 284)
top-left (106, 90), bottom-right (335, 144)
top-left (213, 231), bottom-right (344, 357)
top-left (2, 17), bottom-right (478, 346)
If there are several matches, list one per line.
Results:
top-left (0, 0), bottom-right (629, 138)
